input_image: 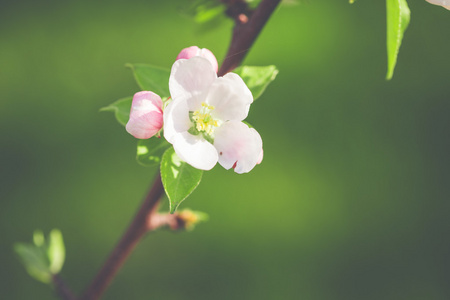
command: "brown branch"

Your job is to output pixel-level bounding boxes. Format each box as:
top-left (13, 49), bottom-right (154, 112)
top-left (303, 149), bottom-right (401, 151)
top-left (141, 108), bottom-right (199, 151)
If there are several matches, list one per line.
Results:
top-left (219, 0), bottom-right (281, 76)
top-left (82, 173), bottom-right (164, 300)
top-left (52, 275), bottom-right (77, 300)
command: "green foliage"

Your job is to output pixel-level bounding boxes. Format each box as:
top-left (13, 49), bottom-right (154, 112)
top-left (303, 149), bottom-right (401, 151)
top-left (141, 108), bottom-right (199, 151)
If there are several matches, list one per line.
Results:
top-left (386, 0), bottom-right (410, 80)
top-left (184, 0), bottom-right (226, 24)
top-left (233, 65), bottom-right (279, 100)
top-left (126, 64), bottom-right (171, 97)
top-left (100, 96), bottom-right (132, 126)
top-left (137, 138), bottom-right (171, 167)
top-left (160, 147), bottom-right (203, 213)
top-left (181, 0), bottom-right (227, 32)
top-left (14, 229), bottom-right (65, 284)
top-left (47, 230), bottom-right (65, 274)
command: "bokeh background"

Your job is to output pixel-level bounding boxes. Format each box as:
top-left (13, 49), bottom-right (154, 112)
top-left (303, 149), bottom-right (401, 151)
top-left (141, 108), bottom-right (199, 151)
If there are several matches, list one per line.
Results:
top-left (1, 0), bottom-right (450, 299)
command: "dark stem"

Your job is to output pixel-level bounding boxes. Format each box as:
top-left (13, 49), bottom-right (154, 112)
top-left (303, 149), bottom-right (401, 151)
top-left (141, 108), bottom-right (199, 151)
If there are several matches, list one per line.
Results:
top-left (219, 0), bottom-right (281, 76)
top-left (53, 275), bottom-right (77, 300)
top-left (82, 174), bottom-right (164, 300)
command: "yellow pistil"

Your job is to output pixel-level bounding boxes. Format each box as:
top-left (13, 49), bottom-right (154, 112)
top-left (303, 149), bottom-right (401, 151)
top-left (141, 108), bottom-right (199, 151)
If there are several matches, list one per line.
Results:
top-left (192, 102), bottom-right (219, 136)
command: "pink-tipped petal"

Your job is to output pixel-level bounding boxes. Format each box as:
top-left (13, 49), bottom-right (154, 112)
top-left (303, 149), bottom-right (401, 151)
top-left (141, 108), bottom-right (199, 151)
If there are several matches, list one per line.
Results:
top-left (169, 57), bottom-right (217, 111)
top-left (214, 121), bottom-right (263, 174)
top-left (206, 72), bottom-right (253, 122)
top-left (173, 132), bottom-right (218, 171)
top-left (126, 91), bottom-right (163, 139)
top-left (176, 46), bottom-right (201, 60)
top-left (176, 46), bottom-right (219, 73)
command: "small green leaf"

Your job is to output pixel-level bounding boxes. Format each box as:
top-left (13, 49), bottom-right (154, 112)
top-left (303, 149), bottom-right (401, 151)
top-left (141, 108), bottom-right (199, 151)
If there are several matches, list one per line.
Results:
top-left (126, 64), bottom-right (170, 97)
top-left (386, 0), bottom-right (410, 80)
top-left (14, 243), bottom-right (51, 283)
top-left (14, 229), bottom-right (66, 284)
top-left (233, 65), bottom-right (279, 100)
top-left (182, 0), bottom-right (226, 26)
top-left (100, 96), bottom-right (132, 126)
top-left (137, 138), bottom-right (171, 167)
top-left (193, 2), bottom-right (225, 23)
top-left (33, 230), bottom-right (45, 247)
top-left (161, 147), bottom-right (203, 213)
top-left (47, 229), bottom-right (65, 274)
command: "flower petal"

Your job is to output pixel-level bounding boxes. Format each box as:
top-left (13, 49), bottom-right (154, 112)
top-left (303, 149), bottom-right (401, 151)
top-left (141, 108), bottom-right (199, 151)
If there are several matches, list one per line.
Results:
top-left (176, 46), bottom-right (200, 60)
top-left (126, 91), bottom-right (163, 139)
top-left (169, 56), bottom-right (217, 111)
top-left (198, 48), bottom-right (219, 74)
top-left (214, 121), bottom-right (263, 174)
top-left (176, 46), bottom-right (218, 73)
top-left (426, 0), bottom-right (450, 9)
top-left (163, 98), bottom-right (191, 143)
top-left (173, 132), bottom-right (218, 170)
top-left (206, 72), bottom-right (253, 122)
top-left (257, 149), bottom-right (264, 165)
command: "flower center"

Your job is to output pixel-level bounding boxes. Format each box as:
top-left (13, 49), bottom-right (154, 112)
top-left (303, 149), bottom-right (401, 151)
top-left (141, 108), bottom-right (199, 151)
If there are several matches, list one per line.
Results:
top-left (192, 102), bottom-right (219, 136)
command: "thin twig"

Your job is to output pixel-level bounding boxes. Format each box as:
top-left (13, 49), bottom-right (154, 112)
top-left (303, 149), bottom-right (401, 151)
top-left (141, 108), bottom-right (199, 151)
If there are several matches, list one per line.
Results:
top-left (219, 0), bottom-right (281, 76)
top-left (52, 275), bottom-right (77, 300)
top-left (82, 174), bottom-right (164, 300)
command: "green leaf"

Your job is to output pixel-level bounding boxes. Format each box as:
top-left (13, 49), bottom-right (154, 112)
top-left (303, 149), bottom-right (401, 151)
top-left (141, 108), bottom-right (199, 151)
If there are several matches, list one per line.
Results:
top-left (33, 230), bottom-right (45, 246)
top-left (14, 243), bottom-right (51, 283)
top-left (161, 147), bottom-right (203, 213)
top-left (14, 229), bottom-right (66, 284)
top-left (386, 0), bottom-right (410, 80)
top-left (182, 0), bottom-right (226, 26)
top-left (137, 138), bottom-right (171, 167)
top-left (47, 229), bottom-right (65, 274)
top-left (233, 65), bottom-right (279, 100)
top-left (100, 96), bottom-right (132, 126)
top-left (193, 2), bottom-right (225, 24)
top-left (126, 64), bottom-right (170, 97)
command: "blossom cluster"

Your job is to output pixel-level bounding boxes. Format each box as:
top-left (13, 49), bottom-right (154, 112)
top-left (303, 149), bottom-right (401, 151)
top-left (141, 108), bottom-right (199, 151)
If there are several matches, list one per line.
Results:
top-left (126, 46), bottom-right (263, 174)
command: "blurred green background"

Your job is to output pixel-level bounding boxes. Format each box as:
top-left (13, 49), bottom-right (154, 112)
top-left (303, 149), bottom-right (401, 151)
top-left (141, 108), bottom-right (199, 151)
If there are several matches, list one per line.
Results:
top-left (1, 0), bottom-right (450, 299)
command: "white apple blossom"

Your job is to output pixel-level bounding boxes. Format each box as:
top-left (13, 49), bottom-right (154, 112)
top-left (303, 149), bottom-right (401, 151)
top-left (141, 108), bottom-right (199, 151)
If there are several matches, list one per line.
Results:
top-left (163, 56), bottom-right (263, 174)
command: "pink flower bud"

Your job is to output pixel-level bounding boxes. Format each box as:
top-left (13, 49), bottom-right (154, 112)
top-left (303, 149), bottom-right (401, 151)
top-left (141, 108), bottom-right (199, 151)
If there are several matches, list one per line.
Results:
top-left (126, 91), bottom-right (163, 139)
top-left (176, 46), bottom-right (219, 73)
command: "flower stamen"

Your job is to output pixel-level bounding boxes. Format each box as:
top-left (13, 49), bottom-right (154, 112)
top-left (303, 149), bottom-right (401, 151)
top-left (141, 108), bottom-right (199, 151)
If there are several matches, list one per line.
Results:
top-left (192, 102), bottom-right (219, 136)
